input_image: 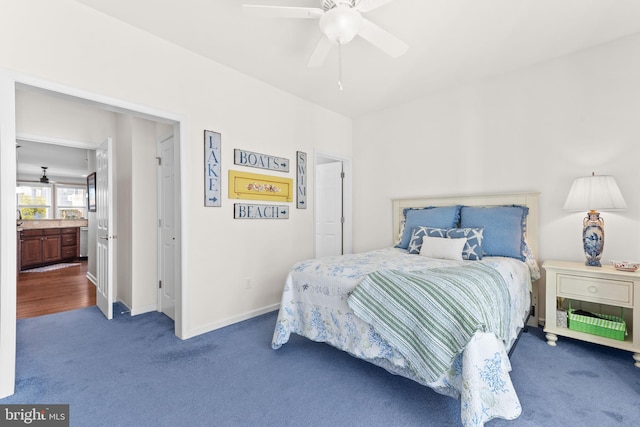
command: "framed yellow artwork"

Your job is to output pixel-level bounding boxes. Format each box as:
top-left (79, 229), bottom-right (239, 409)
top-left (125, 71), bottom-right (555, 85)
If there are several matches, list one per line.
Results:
top-left (228, 170), bottom-right (293, 202)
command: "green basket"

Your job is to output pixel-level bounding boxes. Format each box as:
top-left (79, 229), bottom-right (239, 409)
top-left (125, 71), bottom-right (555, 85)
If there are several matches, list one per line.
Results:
top-left (568, 302), bottom-right (626, 341)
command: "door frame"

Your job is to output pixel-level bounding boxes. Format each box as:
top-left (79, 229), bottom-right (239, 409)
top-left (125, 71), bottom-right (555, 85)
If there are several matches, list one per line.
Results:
top-left (0, 70), bottom-right (188, 399)
top-left (313, 150), bottom-right (353, 256)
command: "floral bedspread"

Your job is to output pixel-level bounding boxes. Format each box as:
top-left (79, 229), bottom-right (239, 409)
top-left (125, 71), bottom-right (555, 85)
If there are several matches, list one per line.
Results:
top-left (272, 247), bottom-right (532, 427)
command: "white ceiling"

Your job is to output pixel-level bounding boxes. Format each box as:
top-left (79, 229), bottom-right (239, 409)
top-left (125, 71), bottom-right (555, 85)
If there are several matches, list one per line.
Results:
top-left (74, 0), bottom-right (640, 118)
top-left (16, 139), bottom-right (91, 183)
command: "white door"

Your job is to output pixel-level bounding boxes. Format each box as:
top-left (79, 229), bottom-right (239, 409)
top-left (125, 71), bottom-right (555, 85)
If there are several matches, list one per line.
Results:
top-left (96, 138), bottom-right (115, 319)
top-left (157, 134), bottom-right (176, 319)
top-left (315, 161), bottom-right (343, 258)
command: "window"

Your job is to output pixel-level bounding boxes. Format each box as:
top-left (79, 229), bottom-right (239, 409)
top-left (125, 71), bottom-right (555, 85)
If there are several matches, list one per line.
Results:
top-left (17, 183), bottom-right (87, 219)
top-left (17, 184), bottom-right (52, 219)
top-left (56, 185), bottom-right (87, 219)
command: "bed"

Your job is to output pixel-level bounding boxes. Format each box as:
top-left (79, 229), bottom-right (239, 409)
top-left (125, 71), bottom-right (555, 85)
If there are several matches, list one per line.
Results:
top-left (272, 192), bottom-right (541, 427)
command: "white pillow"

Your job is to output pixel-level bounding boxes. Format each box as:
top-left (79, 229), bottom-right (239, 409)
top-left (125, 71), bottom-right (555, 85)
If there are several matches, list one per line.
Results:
top-left (419, 236), bottom-right (465, 261)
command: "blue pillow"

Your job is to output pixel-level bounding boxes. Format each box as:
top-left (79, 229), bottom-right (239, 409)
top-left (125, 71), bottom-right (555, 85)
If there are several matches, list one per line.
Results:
top-left (407, 226), bottom-right (448, 254)
top-left (396, 206), bottom-right (461, 249)
top-left (459, 206), bottom-right (528, 261)
top-left (446, 227), bottom-right (484, 260)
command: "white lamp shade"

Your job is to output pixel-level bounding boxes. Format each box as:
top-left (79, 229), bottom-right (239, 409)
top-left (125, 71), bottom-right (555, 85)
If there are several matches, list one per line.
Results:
top-left (563, 174), bottom-right (627, 211)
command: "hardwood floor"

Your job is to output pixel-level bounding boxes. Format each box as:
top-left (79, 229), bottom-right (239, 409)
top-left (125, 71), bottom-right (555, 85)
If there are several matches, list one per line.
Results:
top-left (17, 260), bottom-right (96, 319)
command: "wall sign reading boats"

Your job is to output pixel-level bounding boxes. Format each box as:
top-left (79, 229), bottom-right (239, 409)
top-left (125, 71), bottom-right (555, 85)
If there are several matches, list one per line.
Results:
top-left (234, 149), bottom-right (289, 173)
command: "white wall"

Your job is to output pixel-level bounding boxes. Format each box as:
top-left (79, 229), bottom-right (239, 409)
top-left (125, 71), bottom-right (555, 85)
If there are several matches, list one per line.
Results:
top-left (115, 114), bottom-right (159, 314)
top-left (16, 89), bottom-right (118, 144)
top-left (1, 0), bottom-right (352, 339)
top-left (115, 114), bottom-right (133, 308)
top-left (353, 33), bottom-right (640, 320)
top-left (130, 117), bottom-right (158, 313)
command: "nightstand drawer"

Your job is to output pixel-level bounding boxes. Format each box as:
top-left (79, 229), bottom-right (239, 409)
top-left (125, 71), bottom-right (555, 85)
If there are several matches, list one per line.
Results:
top-left (557, 274), bottom-right (633, 306)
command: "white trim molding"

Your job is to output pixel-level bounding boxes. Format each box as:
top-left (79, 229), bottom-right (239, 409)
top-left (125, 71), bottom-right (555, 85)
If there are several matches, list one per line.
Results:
top-left (16, 132), bottom-right (100, 150)
top-left (0, 70), bottom-right (17, 399)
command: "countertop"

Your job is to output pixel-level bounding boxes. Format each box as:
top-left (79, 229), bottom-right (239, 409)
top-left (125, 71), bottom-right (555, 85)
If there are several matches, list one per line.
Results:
top-left (17, 219), bottom-right (88, 231)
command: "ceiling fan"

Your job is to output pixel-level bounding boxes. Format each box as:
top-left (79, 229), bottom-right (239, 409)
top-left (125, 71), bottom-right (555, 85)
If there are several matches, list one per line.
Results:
top-left (40, 166), bottom-right (50, 184)
top-left (243, 0), bottom-right (409, 67)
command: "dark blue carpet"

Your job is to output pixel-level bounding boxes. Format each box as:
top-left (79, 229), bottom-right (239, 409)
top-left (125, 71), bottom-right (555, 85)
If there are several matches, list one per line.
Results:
top-left (2, 304), bottom-right (639, 426)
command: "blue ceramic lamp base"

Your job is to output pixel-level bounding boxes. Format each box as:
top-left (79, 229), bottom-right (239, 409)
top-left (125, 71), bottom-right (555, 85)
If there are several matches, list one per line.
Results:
top-left (583, 210), bottom-right (604, 267)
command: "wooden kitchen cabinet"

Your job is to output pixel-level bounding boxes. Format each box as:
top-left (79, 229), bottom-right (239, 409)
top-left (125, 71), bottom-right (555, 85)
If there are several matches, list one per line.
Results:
top-left (61, 227), bottom-right (79, 259)
top-left (20, 230), bottom-right (46, 267)
top-left (41, 229), bottom-right (62, 263)
top-left (18, 227), bottom-right (79, 271)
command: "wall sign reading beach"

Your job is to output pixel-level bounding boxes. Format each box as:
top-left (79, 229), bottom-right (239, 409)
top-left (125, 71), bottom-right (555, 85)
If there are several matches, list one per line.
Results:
top-left (234, 203), bottom-right (289, 219)
top-left (204, 130), bottom-right (221, 207)
top-left (234, 149), bottom-right (289, 173)
top-left (228, 170), bottom-right (293, 203)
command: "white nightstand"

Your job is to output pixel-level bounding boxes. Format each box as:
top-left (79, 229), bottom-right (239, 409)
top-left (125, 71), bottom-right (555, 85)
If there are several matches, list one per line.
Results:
top-left (543, 260), bottom-right (640, 367)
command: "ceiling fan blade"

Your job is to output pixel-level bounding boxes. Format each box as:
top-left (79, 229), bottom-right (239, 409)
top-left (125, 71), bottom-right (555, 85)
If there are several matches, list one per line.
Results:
top-left (357, 18), bottom-right (408, 58)
top-left (307, 36), bottom-right (334, 67)
top-left (355, 0), bottom-right (396, 13)
top-left (242, 5), bottom-right (323, 19)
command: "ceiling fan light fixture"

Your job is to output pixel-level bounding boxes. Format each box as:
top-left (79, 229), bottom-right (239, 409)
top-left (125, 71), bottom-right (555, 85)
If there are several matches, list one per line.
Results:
top-left (319, 5), bottom-right (363, 45)
top-left (40, 166), bottom-right (49, 184)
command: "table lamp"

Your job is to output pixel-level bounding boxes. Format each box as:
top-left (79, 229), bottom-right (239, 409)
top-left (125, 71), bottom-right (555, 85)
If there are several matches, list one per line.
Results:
top-left (564, 172), bottom-right (626, 266)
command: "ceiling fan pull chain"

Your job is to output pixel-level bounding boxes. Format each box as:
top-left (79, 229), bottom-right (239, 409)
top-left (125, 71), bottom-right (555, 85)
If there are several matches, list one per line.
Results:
top-left (338, 41), bottom-right (343, 91)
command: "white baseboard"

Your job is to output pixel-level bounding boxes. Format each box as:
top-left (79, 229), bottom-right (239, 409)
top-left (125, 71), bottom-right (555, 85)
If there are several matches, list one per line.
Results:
top-left (185, 304), bottom-right (280, 339)
top-left (86, 272), bottom-right (156, 316)
top-left (130, 304), bottom-right (157, 316)
top-left (112, 300), bottom-right (156, 316)
top-left (86, 272), bottom-right (97, 285)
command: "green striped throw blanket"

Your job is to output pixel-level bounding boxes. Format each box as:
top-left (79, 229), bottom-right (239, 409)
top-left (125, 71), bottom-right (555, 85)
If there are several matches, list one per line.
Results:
top-left (348, 263), bottom-right (511, 384)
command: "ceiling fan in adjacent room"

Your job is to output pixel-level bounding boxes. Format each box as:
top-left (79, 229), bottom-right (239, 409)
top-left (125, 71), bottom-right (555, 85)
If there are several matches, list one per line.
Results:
top-left (40, 166), bottom-right (50, 184)
top-left (243, 0), bottom-right (409, 68)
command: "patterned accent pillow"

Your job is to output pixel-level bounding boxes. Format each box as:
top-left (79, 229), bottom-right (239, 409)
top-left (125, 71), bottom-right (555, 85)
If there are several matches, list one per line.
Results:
top-left (446, 227), bottom-right (484, 261)
top-left (408, 226), bottom-right (448, 254)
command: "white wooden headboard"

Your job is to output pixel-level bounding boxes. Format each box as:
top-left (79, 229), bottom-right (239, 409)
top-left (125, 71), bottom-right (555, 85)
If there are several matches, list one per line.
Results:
top-left (392, 192), bottom-right (540, 261)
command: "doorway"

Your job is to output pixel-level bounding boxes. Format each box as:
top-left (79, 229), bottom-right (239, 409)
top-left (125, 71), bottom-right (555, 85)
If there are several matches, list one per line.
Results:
top-left (16, 135), bottom-right (97, 319)
top-left (314, 151), bottom-right (353, 258)
top-left (0, 72), bottom-right (187, 399)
